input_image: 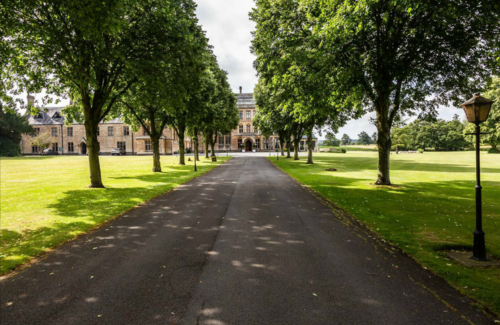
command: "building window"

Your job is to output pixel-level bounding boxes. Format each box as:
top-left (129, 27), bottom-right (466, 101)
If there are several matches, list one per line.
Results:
top-left (246, 124), bottom-right (251, 133)
top-left (239, 125), bottom-right (243, 133)
top-left (108, 126), bottom-right (114, 136)
top-left (52, 143), bottom-right (58, 152)
top-left (255, 138), bottom-right (260, 149)
top-left (68, 142), bottom-right (74, 152)
top-left (145, 140), bottom-right (152, 152)
top-left (52, 127), bottom-right (57, 137)
top-left (67, 127), bottom-right (73, 137)
top-left (117, 141), bottom-right (126, 151)
top-left (239, 111), bottom-right (243, 119)
top-left (123, 126), bottom-right (130, 136)
top-left (246, 111), bottom-right (251, 119)
top-left (32, 145), bottom-right (39, 153)
top-left (253, 110), bottom-right (256, 117)
top-left (97, 127), bottom-right (100, 136)
top-left (264, 138), bottom-right (269, 149)
top-left (238, 138), bottom-right (242, 149)
top-left (225, 135), bottom-right (231, 146)
top-left (33, 128), bottom-right (40, 136)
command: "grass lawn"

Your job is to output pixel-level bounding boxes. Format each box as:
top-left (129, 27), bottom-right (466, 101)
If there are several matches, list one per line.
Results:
top-left (0, 155), bottom-right (229, 274)
top-left (319, 145), bottom-right (378, 152)
top-left (270, 151), bottom-right (500, 315)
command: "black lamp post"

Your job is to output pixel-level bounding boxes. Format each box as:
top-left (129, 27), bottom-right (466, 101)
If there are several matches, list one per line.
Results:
top-left (461, 93), bottom-right (494, 261)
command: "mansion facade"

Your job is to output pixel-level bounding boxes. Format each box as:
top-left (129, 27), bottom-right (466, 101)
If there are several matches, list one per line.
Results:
top-left (20, 90), bottom-right (316, 155)
top-left (21, 96), bottom-right (191, 155)
top-left (217, 87), bottom-right (317, 152)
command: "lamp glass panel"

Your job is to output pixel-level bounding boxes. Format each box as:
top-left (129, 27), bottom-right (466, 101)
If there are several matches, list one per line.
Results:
top-left (478, 103), bottom-right (492, 122)
top-left (463, 106), bottom-right (476, 122)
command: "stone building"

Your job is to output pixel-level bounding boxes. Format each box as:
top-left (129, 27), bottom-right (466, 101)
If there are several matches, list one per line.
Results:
top-left (21, 96), bottom-right (192, 155)
top-left (214, 87), bottom-right (317, 152)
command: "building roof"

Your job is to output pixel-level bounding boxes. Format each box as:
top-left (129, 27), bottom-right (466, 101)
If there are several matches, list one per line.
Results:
top-left (236, 93), bottom-right (256, 109)
top-left (26, 106), bottom-right (124, 126)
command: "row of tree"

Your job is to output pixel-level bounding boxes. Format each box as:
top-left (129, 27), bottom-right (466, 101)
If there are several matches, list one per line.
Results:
top-left (250, 0), bottom-right (500, 185)
top-left (1, 0), bottom-right (239, 187)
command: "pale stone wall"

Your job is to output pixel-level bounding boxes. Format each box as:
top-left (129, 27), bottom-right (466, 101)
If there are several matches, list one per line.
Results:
top-left (21, 123), bottom-right (189, 155)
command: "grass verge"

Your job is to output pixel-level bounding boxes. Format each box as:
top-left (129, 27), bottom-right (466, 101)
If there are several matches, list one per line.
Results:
top-left (0, 155), bottom-right (229, 274)
top-left (269, 151), bottom-right (500, 315)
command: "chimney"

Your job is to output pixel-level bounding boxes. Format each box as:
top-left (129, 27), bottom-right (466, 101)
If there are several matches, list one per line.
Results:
top-left (27, 94), bottom-right (35, 107)
top-left (239, 86), bottom-right (242, 94)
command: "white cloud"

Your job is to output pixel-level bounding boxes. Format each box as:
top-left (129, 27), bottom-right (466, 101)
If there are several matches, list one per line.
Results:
top-left (195, 0), bottom-right (257, 94)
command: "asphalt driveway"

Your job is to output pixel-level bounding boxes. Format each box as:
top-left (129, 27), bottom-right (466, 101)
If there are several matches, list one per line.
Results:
top-left (0, 157), bottom-right (494, 324)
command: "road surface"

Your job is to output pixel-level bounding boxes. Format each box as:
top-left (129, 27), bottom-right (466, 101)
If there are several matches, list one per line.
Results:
top-left (0, 157), bottom-right (494, 324)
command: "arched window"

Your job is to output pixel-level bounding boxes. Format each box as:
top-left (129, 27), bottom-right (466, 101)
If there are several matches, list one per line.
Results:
top-left (246, 124), bottom-right (251, 133)
top-left (239, 125), bottom-right (243, 133)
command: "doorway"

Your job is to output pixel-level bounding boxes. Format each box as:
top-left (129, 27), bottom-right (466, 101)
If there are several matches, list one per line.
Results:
top-left (80, 143), bottom-right (87, 155)
top-left (245, 139), bottom-right (253, 152)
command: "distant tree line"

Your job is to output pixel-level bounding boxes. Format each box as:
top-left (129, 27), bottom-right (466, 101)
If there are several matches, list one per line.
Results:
top-left (392, 116), bottom-right (470, 151)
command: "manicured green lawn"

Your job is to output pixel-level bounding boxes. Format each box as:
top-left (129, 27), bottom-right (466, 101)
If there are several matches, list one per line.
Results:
top-left (270, 152), bottom-right (500, 315)
top-left (0, 155), bottom-right (229, 274)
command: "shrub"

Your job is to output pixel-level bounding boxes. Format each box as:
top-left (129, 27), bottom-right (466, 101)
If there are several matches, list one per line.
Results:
top-left (418, 149), bottom-right (424, 154)
top-left (341, 148), bottom-right (346, 153)
top-left (488, 147), bottom-right (500, 154)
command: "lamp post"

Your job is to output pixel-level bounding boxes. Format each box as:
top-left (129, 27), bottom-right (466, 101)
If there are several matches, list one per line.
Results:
top-left (461, 93), bottom-right (494, 261)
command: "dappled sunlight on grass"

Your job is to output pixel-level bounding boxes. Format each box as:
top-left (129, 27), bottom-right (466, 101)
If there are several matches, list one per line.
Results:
top-left (0, 155), bottom-right (230, 273)
top-left (272, 151), bottom-right (500, 314)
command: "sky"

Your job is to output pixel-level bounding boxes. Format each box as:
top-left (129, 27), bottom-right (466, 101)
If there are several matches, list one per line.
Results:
top-left (194, 0), bottom-right (463, 139)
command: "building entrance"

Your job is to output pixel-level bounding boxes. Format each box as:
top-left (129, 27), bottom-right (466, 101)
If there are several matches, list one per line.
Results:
top-left (245, 139), bottom-right (253, 152)
top-left (80, 143), bottom-right (87, 155)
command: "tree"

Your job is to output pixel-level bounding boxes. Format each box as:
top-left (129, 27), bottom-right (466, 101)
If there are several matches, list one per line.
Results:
top-left (198, 59), bottom-right (238, 161)
top-left (29, 131), bottom-right (52, 153)
top-left (251, 0), bottom-right (360, 164)
top-left (303, 0), bottom-right (499, 184)
top-left (371, 132), bottom-right (378, 144)
top-left (341, 134), bottom-right (351, 146)
top-left (253, 80), bottom-right (294, 158)
top-left (323, 132), bottom-right (340, 147)
top-left (464, 77), bottom-right (500, 152)
top-left (0, 109), bottom-right (34, 156)
top-left (357, 131), bottom-right (372, 145)
top-left (8, 0), bottom-right (195, 187)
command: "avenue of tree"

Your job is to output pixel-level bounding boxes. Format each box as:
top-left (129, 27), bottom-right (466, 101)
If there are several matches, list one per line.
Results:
top-left (251, 0), bottom-right (500, 184)
top-left (0, 0), bottom-right (238, 186)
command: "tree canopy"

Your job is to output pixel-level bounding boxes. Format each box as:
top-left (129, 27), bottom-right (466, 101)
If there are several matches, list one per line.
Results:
top-left (253, 0), bottom-right (500, 184)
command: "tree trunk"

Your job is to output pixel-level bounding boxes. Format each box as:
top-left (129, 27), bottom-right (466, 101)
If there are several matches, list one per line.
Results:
top-left (293, 138), bottom-right (300, 160)
top-left (211, 134), bottom-right (217, 157)
top-left (286, 140), bottom-right (291, 158)
top-left (306, 133), bottom-right (313, 164)
top-left (178, 133), bottom-right (185, 165)
top-left (210, 137), bottom-right (216, 158)
top-left (205, 137), bottom-right (209, 158)
top-left (280, 138), bottom-right (285, 156)
top-left (84, 120), bottom-right (104, 188)
top-left (151, 136), bottom-right (162, 172)
top-left (375, 114), bottom-right (392, 185)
